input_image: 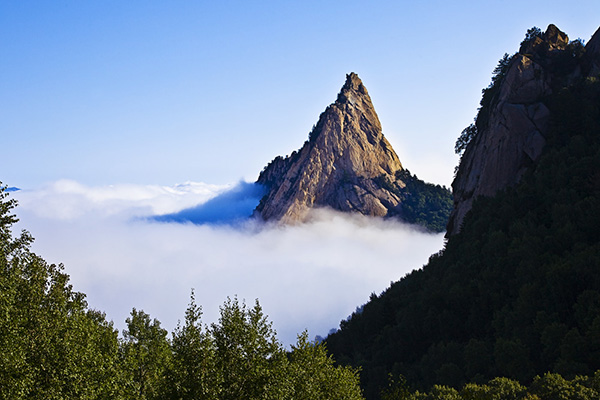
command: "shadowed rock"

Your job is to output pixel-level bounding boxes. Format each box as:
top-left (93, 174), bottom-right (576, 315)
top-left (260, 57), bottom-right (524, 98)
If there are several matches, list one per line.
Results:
top-left (448, 24), bottom-right (600, 235)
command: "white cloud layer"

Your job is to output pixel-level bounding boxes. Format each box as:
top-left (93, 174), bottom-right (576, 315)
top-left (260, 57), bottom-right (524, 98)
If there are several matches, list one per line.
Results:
top-left (12, 181), bottom-right (445, 346)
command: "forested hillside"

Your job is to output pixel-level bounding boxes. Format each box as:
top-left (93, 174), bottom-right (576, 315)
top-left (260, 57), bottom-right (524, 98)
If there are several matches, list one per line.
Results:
top-left (326, 26), bottom-right (600, 399)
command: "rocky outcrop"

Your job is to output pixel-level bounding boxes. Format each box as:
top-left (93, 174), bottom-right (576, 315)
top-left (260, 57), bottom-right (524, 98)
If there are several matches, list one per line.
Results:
top-left (519, 24), bottom-right (569, 54)
top-left (448, 24), bottom-right (600, 235)
top-left (586, 27), bottom-right (600, 77)
top-left (254, 73), bottom-right (406, 224)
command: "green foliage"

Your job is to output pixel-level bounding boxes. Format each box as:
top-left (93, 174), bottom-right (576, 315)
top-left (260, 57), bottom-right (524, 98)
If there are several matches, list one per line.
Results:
top-left (476, 53), bottom-right (514, 130)
top-left (520, 27), bottom-right (542, 50)
top-left (376, 170), bottom-right (453, 232)
top-left (165, 295), bottom-right (364, 400)
top-left (210, 296), bottom-right (286, 399)
top-left (381, 374), bottom-right (412, 400)
top-left (378, 373), bottom-right (600, 400)
top-left (121, 309), bottom-right (172, 400)
top-left (166, 290), bottom-right (218, 400)
top-left (455, 123), bottom-right (477, 155)
top-left (286, 331), bottom-right (364, 400)
top-left (327, 53), bottom-right (600, 399)
top-left (461, 377), bottom-right (530, 400)
top-left (530, 373), bottom-right (597, 400)
top-left (0, 184), bottom-right (122, 399)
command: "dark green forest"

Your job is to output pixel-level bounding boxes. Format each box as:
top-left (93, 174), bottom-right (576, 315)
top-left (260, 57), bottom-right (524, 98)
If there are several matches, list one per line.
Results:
top-left (381, 372), bottom-right (600, 399)
top-left (326, 30), bottom-right (600, 399)
top-left (376, 170), bottom-right (453, 233)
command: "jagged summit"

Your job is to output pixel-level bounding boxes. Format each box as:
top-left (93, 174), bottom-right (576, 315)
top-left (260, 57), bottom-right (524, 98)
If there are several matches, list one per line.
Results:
top-left (254, 73), bottom-right (451, 229)
top-left (519, 23), bottom-right (569, 54)
top-left (254, 72), bottom-right (404, 224)
top-left (336, 72), bottom-right (369, 104)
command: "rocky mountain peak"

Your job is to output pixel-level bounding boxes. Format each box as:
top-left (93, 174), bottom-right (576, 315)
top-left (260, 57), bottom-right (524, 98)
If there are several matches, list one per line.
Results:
top-left (545, 24), bottom-right (569, 49)
top-left (254, 73), bottom-right (403, 224)
top-left (336, 72), bottom-right (368, 104)
top-left (519, 24), bottom-right (569, 54)
top-left (254, 73), bottom-right (452, 229)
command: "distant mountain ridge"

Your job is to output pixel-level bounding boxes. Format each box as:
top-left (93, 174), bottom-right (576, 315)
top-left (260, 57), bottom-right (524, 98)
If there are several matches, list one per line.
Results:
top-left (254, 73), bottom-right (452, 232)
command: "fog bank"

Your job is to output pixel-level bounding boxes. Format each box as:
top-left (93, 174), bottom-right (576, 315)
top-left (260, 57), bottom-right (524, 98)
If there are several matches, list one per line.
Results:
top-left (13, 180), bottom-right (445, 346)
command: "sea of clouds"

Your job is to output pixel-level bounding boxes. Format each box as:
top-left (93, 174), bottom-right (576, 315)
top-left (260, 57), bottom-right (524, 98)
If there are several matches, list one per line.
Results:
top-left (12, 180), bottom-right (445, 346)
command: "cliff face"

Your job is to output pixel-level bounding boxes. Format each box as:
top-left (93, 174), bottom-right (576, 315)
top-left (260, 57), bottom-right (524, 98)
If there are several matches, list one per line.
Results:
top-left (255, 73), bottom-right (406, 224)
top-left (326, 25), bottom-right (600, 398)
top-left (586, 26), bottom-right (600, 76)
top-left (448, 24), bottom-right (600, 235)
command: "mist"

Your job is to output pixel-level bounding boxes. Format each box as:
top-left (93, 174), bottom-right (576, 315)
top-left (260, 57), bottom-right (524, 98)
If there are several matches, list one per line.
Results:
top-left (12, 180), bottom-right (445, 346)
top-left (153, 181), bottom-right (266, 225)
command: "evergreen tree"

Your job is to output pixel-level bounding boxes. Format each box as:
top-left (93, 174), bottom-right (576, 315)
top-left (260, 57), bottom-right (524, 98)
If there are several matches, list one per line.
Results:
top-left (210, 297), bottom-right (287, 399)
top-left (167, 290), bottom-right (219, 400)
top-left (286, 331), bottom-right (364, 400)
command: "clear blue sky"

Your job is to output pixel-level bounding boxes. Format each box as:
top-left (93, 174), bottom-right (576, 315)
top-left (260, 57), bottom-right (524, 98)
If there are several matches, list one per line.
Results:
top-left (2, 1), bottom-right (600, 188)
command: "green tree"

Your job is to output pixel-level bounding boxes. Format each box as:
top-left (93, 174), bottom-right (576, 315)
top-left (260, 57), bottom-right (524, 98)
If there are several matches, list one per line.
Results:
top-left (419, 385), bottom-right (461, 400)
top-left (520, 27), bottom-right (542, 49)
top-left (530, 372), bottom-right (597, 400)
top-left (286, 331), bottom-right (364, 400)
top-left (461, 377), bottom-right (530, 400)
top-left (167, 290), bottom-right (219, 400)
top-left (381, 374), bottom-right (412, 400)
top-left (122, 308), bottom-right (171, 400)
top-left (210, 297), bottom-right (287, 399)
top-left (0, 184), bottom-right (123, 399)
top-left (455, 124), bottom-right (477, 155)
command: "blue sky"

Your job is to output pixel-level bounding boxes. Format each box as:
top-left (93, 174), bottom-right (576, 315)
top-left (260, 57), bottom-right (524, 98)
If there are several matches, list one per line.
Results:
top-left (3, 1), bottom-right (600, 188)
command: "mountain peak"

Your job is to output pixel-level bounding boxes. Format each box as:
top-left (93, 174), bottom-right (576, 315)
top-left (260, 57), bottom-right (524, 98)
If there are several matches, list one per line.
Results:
top-left (255, 73), bottom-right (402, 223)
top-left (519, 24), bottom-right (569, 54)
top-left (254, 73), bottom-right (452, 229)
top-left (336, 72), bottom-right (367, 103)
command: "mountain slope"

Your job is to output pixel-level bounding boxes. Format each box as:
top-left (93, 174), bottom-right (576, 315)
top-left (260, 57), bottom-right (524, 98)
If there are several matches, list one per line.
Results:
top-left (255, 73), bottom-right (452, 231)
top-left (449, 24), bottom-right (599, 235)
top-left (326, 25), bottom-right (600, 399)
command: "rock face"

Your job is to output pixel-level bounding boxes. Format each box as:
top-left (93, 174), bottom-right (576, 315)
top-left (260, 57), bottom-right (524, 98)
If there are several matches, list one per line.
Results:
top-left (586, 26), bottom-right (600, 77)
top-left (254, 73), bottom-right (406, 224)
top-left (447, 24), bottom-right (600, 235)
